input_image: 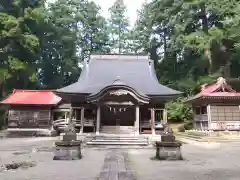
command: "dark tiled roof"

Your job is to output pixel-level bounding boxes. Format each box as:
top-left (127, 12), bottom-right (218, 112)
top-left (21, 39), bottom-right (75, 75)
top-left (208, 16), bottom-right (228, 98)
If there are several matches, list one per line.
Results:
top-left (56, 55), bottom-right (181, 96)
top-left (56, 103), bottom-right (71, 109)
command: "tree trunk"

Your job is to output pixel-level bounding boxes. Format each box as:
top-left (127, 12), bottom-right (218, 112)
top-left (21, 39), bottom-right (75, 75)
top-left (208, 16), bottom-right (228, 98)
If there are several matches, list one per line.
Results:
top-left (118, 24), bottom-right (121, 54)
top-left (163, 28), bottom-right (167, 60)
top-left (200, 3), bottom-right (212, 73)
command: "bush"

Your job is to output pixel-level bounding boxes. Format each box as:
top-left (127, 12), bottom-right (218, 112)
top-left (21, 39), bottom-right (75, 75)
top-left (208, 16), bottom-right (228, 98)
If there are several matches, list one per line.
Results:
top-left (0, 116), bottom-right (4, 130)
top-left (167, 97), bottom-right (193, 123)
top-left (178, 125), bottom-right (185, 132)
top-left (0, 108), bottom-right (6, 130)
top-left (184, 121), bottom-right (193, 130)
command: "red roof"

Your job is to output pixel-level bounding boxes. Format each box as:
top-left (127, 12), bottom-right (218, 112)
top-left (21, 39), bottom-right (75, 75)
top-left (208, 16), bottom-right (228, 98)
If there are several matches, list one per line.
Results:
top-left (0, 89), bottom-right (62, 105)
top-left (186, 77), bottom-right (240, 102)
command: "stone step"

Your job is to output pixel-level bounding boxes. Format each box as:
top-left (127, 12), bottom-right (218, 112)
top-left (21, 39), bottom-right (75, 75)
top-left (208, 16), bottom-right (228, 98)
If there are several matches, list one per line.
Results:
top-left (101, 126), bottom-right (135, 134)
top-left (86, 141), bottom-right (148, 146)
top-left (94, 137), bottom-right (146, 140)
top-left (176, 135), bottom-right (202, 142)
top-left (176, 133), bottom-right (202, 139)
top-left (91, 139), bottom-right (148, 142)
top-left (177, 135), bottom-right (240, 143)
top-left (87, 145), bottom-right (153, 149)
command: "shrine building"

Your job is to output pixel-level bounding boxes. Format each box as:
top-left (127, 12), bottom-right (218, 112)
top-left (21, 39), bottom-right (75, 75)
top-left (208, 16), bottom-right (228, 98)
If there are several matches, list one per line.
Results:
top-left (0, 54), bottom-right (181, 135)
top-left (186, 77), bottom-right (240, 131)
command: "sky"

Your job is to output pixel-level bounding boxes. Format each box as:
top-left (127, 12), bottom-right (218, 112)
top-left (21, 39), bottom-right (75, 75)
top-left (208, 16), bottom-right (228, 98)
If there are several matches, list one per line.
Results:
top-left (93, 0), bottom-right (148, 26)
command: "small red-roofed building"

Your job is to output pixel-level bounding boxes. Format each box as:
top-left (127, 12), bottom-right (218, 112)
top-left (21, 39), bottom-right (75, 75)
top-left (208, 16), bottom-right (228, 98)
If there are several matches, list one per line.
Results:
top-left (186, 77), bottom-right (240, 131)
top-left (0, 89), bottom-right (62, 135)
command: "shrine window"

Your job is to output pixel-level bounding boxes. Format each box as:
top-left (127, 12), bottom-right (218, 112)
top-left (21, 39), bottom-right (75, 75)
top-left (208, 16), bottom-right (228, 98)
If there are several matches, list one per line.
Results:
top-left (201, 106), bottom-right (207, 114)
top-left (195, 106), bottom-right (207, 115)
top-left (195, 107), bottom-right (201, 115)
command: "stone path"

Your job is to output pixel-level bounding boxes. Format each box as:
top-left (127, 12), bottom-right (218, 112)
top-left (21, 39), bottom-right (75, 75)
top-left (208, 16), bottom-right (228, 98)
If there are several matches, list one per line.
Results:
top-left (98, 150), bottom-right (136, 180)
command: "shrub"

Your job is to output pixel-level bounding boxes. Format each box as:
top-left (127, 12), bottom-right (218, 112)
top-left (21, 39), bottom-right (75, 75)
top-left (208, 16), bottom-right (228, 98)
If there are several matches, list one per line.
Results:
top-left (0, 115), bottom-right (4, 130)
top-left (0, 108), bottom-right (6, 130)
top-left (184, 121), bottom-right (193, 130)
top-left (167, 97), bottom-right (193, 123)
top-left (178, 125), bottom-right (185, 132)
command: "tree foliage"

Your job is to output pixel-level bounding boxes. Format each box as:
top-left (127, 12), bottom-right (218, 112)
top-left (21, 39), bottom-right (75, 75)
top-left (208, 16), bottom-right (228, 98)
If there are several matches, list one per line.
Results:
top-left (108, 0), bottom-right (130, 53)
top-left (131, 0), bottom-right (240, 122)
top-left (1, 0), bottom-right (240, 124)
top-left (167, 98), bottom-right (193, 123)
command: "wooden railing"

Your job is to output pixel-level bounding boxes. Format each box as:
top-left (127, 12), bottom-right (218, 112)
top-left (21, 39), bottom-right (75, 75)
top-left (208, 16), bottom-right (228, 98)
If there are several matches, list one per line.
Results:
top-left (194, 114), bottom-right (208, 121)
top-left (53, 118), bottom-right (95, 129)
top-left (140, 119), bottom-right (151, 128)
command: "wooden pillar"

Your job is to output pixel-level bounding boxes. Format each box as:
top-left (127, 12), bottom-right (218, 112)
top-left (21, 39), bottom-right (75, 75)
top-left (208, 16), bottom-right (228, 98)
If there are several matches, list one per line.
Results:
top-left (80, 107), bottom-right (84, 133)
top-left (64, 112), bottom-right (67, 123)
top-left (49, 110), bottom-right (54, 129)
top-left (163, 109), bottom-right (167, 124)
top-left (135, 105), bottom-right (140, 135)
top-left (207, 105), bottom-right (211, 130)
top-left (96, 106), bottom-right (101, 135)
top-left (68, 107), bottom-right (73, 124)
top-left (151, 108), bottom-right (155, 135)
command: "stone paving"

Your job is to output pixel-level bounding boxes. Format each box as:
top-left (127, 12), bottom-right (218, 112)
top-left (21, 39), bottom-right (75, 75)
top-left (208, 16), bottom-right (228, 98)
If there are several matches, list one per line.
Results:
top-left (1, 137), bottom-right (240, 180)
top-left (98, 150), bottom-right (136, 180)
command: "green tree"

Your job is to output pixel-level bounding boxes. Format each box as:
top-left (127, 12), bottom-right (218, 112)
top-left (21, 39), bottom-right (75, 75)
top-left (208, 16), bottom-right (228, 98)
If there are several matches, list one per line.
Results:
top-left (133, 0), bottom-right (240, 92)
top-left (108, 0), bottom-right (130, 53)
top-left (0, 0), bottom-right (45, 98)
top-left (37, 0), bottom-right (109, 88)
top-left (131, 0), bottom-right (240, 123)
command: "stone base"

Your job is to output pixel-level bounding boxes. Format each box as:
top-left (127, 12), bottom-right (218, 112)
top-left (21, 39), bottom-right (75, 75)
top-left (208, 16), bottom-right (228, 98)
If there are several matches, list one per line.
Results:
top-left (155, 141), bottom-right (183, 160)
top-left (60, 133), bottom-right (86, 141)
top-left (53, 140), bottom-right (82, 160)
top-left (150, 135), bottom-right (161, 142)
top-left (7, 128), bottom-right (57, 137)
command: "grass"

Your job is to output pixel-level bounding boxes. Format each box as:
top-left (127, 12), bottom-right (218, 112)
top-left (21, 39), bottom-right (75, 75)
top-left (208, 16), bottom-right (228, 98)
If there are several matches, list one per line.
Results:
top-left (168, 123), bottom-right (184, 133)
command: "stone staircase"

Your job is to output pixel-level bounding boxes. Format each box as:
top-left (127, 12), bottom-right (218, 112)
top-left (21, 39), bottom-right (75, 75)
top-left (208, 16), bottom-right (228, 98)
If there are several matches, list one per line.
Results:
top-left (86, 135), bottom-right (149, 146)
top-left (101, 126), bottom-right (135, 135)
top-left (176, 132), bottom-right (240, 143)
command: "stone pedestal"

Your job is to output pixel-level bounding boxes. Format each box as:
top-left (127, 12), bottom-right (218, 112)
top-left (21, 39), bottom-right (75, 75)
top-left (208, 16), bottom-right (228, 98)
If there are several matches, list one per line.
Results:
top-left (155, 141), bottom-right (182, 160)
top-left (161, 134), bottom-right (175, 142)
top-left (53, 140), bottom-right (82, 160)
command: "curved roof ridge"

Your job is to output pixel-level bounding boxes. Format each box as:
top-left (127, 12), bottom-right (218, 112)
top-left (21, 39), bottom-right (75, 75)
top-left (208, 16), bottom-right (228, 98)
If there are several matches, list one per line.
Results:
top-left (148, 60), bottom-right (159, 82)
top-left (87, 83), bottom-right (150, 104)
top-left (77, 60), bottom-right (89, 82)
top-left (112, 76), bottom-right (127, 86)
top-left (13, 89), bottom-right (53, 92)
top-left (90, 54), bottom-right (149, 61)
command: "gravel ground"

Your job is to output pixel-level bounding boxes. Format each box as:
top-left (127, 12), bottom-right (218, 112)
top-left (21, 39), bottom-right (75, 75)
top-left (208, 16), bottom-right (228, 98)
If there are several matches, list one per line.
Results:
top-left (128, 142), bottom-right (240, 180)
top-left (1, 137), bottom-right (240, 180)
top-left (0, 137), bottom-right (107, 180)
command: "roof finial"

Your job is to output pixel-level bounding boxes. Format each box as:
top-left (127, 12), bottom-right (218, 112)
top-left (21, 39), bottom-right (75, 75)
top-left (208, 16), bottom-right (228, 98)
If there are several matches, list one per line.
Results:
top-left (201, 84), bottom-right (207, 91)
top-left (217, 77), bottom-right (226, 84)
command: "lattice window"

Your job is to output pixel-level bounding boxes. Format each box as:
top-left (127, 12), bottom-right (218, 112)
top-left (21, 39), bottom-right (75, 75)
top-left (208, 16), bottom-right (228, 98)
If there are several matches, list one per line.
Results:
top-left (195, 106), bottom-right (207, 115)
top-left (19, 111), bottom-right (34, 120)
top-left (38, 111), bottom-right (50, 121)
top-left (8, 110), bottom-right (19, 120)
top-left (155, 109), bottom-right (163, 123)
top-left (211, 106), bottom-right (240, 122)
